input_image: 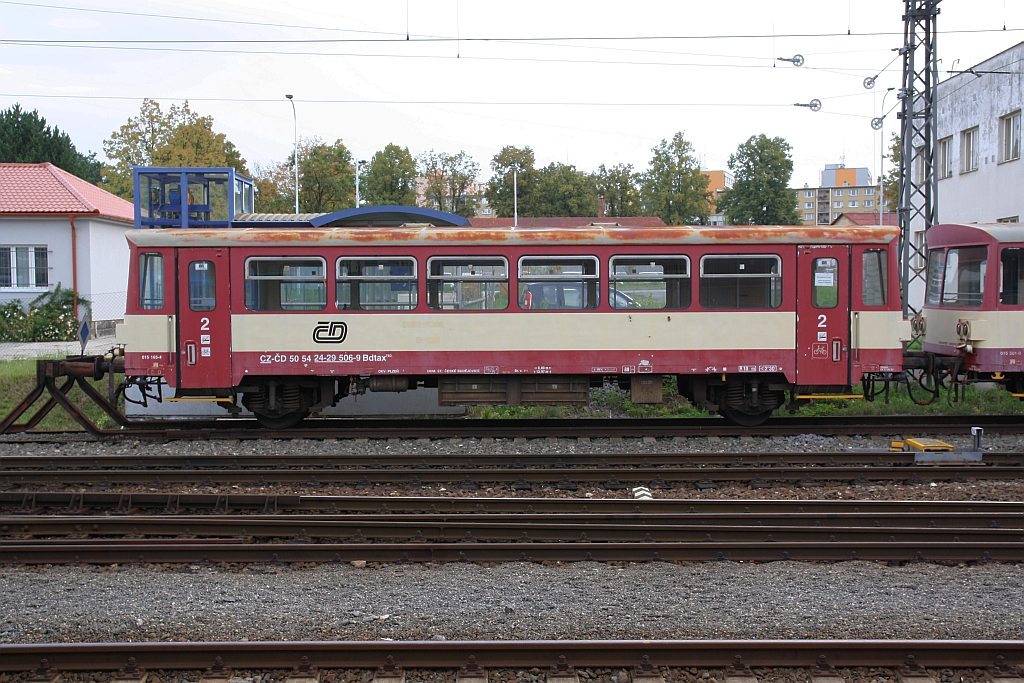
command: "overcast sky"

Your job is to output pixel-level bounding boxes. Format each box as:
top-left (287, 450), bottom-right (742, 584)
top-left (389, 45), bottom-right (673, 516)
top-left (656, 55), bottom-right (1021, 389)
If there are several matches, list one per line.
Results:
top-left (2, 0), bottom-right (1023, 190)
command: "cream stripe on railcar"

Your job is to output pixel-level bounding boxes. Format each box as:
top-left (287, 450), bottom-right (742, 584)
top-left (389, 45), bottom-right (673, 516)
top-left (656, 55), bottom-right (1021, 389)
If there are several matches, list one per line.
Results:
top-left (116, 315), bottom-right (177, 353)
top-left (231, 312), bottom-right (796, 353)
top-left (854, 311), bottom-right (912, 349)
top-left (923, 307), bottom-right (1024, 348)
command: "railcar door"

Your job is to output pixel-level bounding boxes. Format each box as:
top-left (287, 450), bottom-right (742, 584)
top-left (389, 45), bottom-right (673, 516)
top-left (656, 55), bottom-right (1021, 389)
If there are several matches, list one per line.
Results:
top-left (176, 248), bottom-right (232, 389)
top-left (796, 245), bottom-right (850, 385)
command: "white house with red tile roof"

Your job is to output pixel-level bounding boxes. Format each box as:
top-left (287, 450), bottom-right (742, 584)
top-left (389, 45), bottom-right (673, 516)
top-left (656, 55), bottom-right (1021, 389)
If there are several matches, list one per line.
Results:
top-left (0, 162), bottom-right (134, 333)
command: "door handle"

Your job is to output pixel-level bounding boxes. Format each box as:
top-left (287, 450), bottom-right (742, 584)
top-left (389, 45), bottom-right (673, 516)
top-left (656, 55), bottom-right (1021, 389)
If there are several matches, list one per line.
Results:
top-left (185, 342), bottom-right (197, 365)
top-left (832, 339), bottom-right (842, 362)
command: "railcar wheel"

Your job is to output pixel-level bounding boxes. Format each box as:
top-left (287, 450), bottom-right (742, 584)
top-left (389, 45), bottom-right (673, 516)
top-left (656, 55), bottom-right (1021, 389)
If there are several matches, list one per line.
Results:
top-left (254, 411), bottom-right (308, 430)
top-left (720, 406), bottom-right (774, 427)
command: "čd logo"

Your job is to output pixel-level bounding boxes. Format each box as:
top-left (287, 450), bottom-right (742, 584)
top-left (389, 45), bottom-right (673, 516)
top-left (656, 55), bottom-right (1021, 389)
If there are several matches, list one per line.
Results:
top-left (313, 321), bottom-right (348, 344)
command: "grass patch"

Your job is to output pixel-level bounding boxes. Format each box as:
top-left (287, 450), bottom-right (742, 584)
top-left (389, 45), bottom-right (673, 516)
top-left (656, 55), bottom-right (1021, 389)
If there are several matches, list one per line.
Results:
top-left (0, 358), bottom-right (123, 431)
top-left (787, 381), bottom-right (1024, 418)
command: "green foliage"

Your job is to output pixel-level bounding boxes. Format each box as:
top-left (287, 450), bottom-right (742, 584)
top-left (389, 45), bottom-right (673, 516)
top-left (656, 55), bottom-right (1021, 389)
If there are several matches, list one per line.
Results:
top-left (0, 358), bottom-right (122, 430)
top-left (717, 134), bottom-right (802, 225)
top-left (531, 162), bottom-right (599, 217)
top-left (102, 99), bottom-right (248, 200)
top-left (640, 132), bottom-right (710, 225)
top-left (252, 160), bottom-right (295, 214)
top-left (0, 103), bottom-right (102, 183)
top-left (362, 143), bottom-right (417, 206)
top-left (596, 163), bottom-right (641, 217)
top-left (0, 285), bottom-right (88, 342)
top-left (299, 137), bottom-right (355, 212)
top-left (417, 150), bottom-right (481, 218)
top-left (789, 382), bottom-right (1024, 418)
top-left (485, 145), bottom-right (539, 217)
top-left (883, 132), bottom-right (900, 209)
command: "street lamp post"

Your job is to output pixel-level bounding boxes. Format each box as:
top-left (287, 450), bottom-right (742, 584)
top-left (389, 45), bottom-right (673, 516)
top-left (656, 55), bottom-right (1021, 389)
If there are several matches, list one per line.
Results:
top-left (285, 94), bottom-right (298, 214)
top-left (355, 159), bottom-right (367, 207)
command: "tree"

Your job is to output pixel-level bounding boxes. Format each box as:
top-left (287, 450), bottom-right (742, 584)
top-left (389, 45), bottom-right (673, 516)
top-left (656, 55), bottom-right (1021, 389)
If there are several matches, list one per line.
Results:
top-left (299, 137), bottom-right (355, 213)
top-left (883, 132), bottom-right (900, 210)
top-left (251, 160), bottom-right (295, 214)
top-left (716, 134), bottom-right (802, 225)
top-left (362, 143), bottom-right (417, 206)
top-left (485, 145), bottom-right (539, 217)
top-left (596, 163), bottom-right (640, 217)
top-left (102, 99), bottom-right (247, 200)
top-left (0, 104), bottom-right (102, 183)
top-left (417, 150), bottom-right (481, 218)
top-left (640, 132), bottom-right (710, 225)
top-left (531, 163), bottom-right (599, 217)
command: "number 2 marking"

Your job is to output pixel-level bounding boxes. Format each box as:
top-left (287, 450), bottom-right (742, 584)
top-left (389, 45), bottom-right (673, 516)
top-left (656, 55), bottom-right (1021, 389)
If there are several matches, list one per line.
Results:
top-left (817, 314), bottom-right (827, 328)
top-left (200, 317), bottom-right (210, 331)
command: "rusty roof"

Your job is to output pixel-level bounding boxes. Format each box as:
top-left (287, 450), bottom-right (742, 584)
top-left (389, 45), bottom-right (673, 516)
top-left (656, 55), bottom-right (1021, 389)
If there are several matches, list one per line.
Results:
top-left (127, 224), bottom-right (899, 248)
top-left (469, 216), bottom-right (667, 228)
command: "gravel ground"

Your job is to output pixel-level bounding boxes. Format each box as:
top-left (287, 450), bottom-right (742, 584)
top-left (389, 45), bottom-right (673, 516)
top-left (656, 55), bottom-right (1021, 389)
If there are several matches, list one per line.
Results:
top-left (2, 560), bottom-right (1021, 644)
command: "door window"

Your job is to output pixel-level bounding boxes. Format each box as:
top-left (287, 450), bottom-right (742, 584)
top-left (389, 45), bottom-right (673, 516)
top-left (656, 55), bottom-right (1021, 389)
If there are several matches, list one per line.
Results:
top-left (861, 249), bottom-right (887, 306)
top-left (188, 261), bottom-right (216, 311)
top-left (812, 257), bottom-right (839, 308)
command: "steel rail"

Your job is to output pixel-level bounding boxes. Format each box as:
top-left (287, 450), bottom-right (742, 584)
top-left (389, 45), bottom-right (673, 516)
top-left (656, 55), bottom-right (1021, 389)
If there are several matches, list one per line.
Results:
top-left (2, 413), bottom-right (1022, 441)
top-left (2, 451), bottom-right (1019, 469)
top-left (2, 639), bottom-right (1020, 672)
top-left (4, 492), bottom-right (1020, 515)
top-left (3, 464), bottom-right (1020, 487)
top-left (6, 514), bottom-right (1020, 543)
top-left (2, 539), bottom-right (1021, 564)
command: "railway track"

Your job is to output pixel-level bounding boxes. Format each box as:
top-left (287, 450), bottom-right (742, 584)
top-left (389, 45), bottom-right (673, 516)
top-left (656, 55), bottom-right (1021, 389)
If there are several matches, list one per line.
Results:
top-left (1, 639), bottom-right (1020, 672)
top-left (4, 496), bottom-right (1021, 565)
top-left (2, 413), bottom-right (1021, 442)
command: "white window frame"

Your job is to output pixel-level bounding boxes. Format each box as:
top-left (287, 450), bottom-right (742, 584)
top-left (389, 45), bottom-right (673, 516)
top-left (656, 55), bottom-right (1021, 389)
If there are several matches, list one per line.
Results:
top-left (962, 127), bottom-right (979, 173)
top-left (805, 190), bottom-right (814, 198)
top-left (833, 201), bottom-right (844, 208)
top-left (848, 201), bottom-right (858, 208)
top-left (864, 200), bottom-right (874, 207)
top-left (864, 188), bottom-right (875, 195)
top-left (849, 189), bottom-right (858, 196)
top-left (804, 213), bottom-right (814, 221)
top-left (834, 189), bottom-right (844, 197)
top-left (938, 136), bottom-right (953, 178)
top-left (0, 245), bottom-right (50, 290)
top-left (1001, 111), bottom-right (1021, 162)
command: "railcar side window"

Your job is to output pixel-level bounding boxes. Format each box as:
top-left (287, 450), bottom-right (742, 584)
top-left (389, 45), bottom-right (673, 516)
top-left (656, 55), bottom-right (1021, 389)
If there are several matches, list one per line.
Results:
top-left (518, 256), bottom-right (599, 310)
top-left (812, 257), bottom-right (839, 308)
top-left (427, 257), bottom-right (509, 310)
top-left (609, 256), bottom-right (690, 310)
top-left (699, 255), bottom-right (782, 309)
top-left (188, 261), bottom-right (216, 311)
top-left (1000, 248), bottom-right (1024, 305)
top-left (336, 257), bottom-right (417, 311)
top-left (245, 258), bottom-right (326, 311)
top-left (941, 246), bottom-right (986, 307)
top-left (925, 249), bottom-right (944, 305)
top-left (861, 249), bottom-right (887, 306)
top-left (139, 253), bottom-right (164, 310)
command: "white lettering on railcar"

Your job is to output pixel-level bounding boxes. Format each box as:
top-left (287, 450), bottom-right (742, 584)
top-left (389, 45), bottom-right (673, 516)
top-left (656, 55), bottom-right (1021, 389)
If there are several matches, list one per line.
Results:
top-left (258, 352), bottom-right (393, 365)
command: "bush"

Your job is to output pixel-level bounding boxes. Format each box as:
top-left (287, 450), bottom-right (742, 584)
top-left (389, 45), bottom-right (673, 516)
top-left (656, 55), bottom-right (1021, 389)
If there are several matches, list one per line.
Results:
top-left (0, 285), bottom-right (90, 342)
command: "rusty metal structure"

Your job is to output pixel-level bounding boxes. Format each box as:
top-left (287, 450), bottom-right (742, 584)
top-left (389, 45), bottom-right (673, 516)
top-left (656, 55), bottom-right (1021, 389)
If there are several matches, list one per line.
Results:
top-left (898, 0), bottom-right (941, 316)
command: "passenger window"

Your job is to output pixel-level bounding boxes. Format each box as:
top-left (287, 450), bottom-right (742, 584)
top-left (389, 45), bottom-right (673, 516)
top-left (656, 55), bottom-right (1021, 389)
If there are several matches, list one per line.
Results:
top-left (188, 261), bottom-right (216, 312)
top-left (812, 257), bottom-right (839, 309)
top-left (609, 256), bottom-right (690, 310)
top-left (245, 258), bottom-right (326, 311)
top-left (139, 253), bottom-right (164, 310)
top-left (861, 249), bottom-right (887, 306)
top-left (925, 249), bottom-right (945, 305)
top-left (336, 257), bottom-right (417, 311)
top-left (518, 256), bottom-right (599, 310)
top-left (941, 246), bottom-right (986, 307)
top-left (427, 257), bottom-right (509, 310)
top-left (1000, 248), bottom-right (1024, 305)
top-left (699, 255), bottom-right (782, 309)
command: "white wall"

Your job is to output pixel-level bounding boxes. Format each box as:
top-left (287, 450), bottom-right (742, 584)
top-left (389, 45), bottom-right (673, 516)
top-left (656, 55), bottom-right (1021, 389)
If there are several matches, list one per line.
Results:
top-left (79, 218), bottom-right (131, 321)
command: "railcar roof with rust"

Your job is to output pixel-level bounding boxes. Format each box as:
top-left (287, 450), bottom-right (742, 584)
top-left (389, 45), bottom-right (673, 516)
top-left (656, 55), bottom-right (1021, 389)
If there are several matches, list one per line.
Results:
top-left (126, 224), bottom-right (899, 247)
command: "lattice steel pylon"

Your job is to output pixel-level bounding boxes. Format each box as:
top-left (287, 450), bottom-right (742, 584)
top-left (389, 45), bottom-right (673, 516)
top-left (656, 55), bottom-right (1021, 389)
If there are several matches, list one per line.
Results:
top-left (898, 0), bottom-right (941, 317)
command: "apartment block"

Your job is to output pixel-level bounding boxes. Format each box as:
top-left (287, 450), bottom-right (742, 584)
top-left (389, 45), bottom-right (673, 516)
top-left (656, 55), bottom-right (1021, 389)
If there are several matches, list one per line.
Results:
top-left (793, 164), bottom-right (884, 226)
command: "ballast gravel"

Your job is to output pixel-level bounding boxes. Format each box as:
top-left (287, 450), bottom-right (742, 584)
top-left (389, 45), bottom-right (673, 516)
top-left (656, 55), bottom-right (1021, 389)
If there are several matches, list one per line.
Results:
top-left (2, 560), bottom-right (1021, 644)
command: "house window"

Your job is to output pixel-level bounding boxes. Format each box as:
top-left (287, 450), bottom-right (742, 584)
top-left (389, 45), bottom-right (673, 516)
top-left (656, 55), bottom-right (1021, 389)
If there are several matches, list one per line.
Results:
top-left (962, 128), bottom-right (979, 172)
top-left (336, 257), bottom-right (417, 311)
top-left (1001, 111), bottom-right (1021, 162)
top-left (805, 190), bottom-right (814, 198)
top-left (834, 189), bottom-right (843, 197)
top-left (864, 200), bottom-right (874, 207)
top-left (609, 255), bottom-right (690, 310)
top-left (938, 136), bottom-right (953, 178)
top-left (804, 202), bottom-right (814, 209)
top-left (518, 256), bottom-right (599, 310)
top-left (848, 201), bottom-right (858, 208)
top-left (914, 231), bottom-right (928, 270)
top-left (426, 257), bottom-right (508, 311)
top-left (0, 246), bottom-right (49, 289)
top-left (849, 189), bottom-right (858, 196)
top-left (864, 188), bottom-right (875, 195)
top-left (245, 257), bottom-right (326, 311)
top-left (804, 213), bottom-right (814, 221)
top-left (481, 208), bottom-right (491, 215)
top-left (699, 255), bottom-right (782, 310)
top-left (833, 201), bottom-right (843, 208)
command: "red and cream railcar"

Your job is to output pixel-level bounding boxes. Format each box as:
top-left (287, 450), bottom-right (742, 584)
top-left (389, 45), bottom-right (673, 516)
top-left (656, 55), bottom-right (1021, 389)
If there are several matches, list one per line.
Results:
top-left (115, 224), bottom-right (908, 427)
top-left (916, 223), bottom-right (1024, 395)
